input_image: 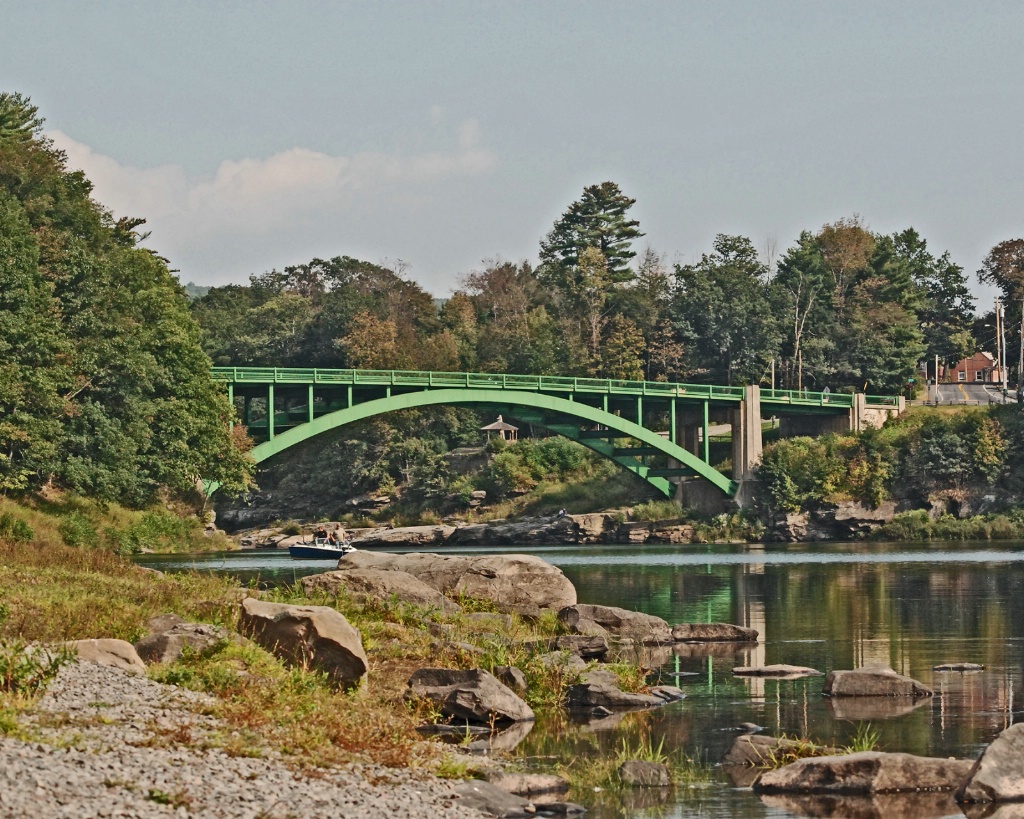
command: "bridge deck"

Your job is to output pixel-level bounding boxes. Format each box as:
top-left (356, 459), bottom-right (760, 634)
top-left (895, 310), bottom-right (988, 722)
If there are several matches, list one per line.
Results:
top-left (211, 367), bottom-right (898, 409)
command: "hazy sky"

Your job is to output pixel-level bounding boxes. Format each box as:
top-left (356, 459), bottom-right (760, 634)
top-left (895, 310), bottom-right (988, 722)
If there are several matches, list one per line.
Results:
top-left (3, 2), bottom-right (1021, 309)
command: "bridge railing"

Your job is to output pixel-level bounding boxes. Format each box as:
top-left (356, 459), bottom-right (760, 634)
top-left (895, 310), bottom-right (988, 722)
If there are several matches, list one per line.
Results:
top-left (761, 388), bottom-right (854, 407)
top-left (211, 367), bottom-right (897, 408)
top-left (211, 367), bottom-right (748, 400)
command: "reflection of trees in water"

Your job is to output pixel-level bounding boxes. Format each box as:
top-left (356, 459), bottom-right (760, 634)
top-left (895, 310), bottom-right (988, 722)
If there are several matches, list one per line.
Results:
top-left (562, 551), bottom-right (1024, 761)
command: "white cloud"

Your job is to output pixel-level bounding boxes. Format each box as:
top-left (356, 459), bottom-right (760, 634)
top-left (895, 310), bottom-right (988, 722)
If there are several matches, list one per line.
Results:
top-left (47, 127), bottom-right (498, 279)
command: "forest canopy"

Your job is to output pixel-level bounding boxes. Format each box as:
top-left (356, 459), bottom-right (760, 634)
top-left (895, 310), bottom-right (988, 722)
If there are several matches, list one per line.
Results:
top-left (0, 93), bottom-right (251, 505)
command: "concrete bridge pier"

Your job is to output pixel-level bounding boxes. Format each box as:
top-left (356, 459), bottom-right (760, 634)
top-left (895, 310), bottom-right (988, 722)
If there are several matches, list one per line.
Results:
top-left (732, 385), bottom-right (763, 481)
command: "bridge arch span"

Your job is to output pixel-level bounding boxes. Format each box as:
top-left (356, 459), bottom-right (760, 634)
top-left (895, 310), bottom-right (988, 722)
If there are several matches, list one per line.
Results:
top-left (248, 388), bottom-right (736, 498)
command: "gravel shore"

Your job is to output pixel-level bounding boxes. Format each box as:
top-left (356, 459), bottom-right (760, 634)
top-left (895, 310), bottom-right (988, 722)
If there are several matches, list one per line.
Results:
top-left (1, 661), bottom-right (484, 819)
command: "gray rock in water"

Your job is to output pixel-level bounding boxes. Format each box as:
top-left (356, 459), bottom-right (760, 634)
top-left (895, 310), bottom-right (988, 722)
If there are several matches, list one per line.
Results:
top-left (134, 622), bottom-right (228, 665)
top-left (649, 685), bottom-right (685, 702)
top-left (824, 665), bottom-right (933, 698)
top-left (672, 622), bottom-right (758, 642)
top-left (958, 723), bottom-right (1024, 804)
top-left (566, 669), bottom-right (664, 710)
top-left (618, 760), bottom-right (670, 787)
top-left (754, 751), bottom-right (973, 795)
top-left (721, 734), bottom-right (837, 767)
top-left (407, 668), bottom-right (535, 724)
top-left (558, 604), bottom-right (673, 645)
top-left (733, 664), bottom-right (822, 678)
top-left (239, 597), bottom-right (368, 689)
top-left (934, 662), bottom-right (985, 672)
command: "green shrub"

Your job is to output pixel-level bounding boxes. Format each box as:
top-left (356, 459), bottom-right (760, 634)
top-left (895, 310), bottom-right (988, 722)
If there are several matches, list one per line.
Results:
top-left (58, 512), bottom-right (100, 549)
top-left (632, 499), bottom-right (685, 521)
top-left (0, 641), bottom-right (75, 695)
top-left (0, 513), bottom-right (33, 544)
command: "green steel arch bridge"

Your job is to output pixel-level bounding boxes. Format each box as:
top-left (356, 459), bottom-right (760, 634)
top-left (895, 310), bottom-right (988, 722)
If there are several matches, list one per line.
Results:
top-left (211, 367), bottom-right (902, 500)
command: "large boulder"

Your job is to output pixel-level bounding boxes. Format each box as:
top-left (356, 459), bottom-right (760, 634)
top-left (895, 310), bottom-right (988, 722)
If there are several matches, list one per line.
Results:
top-left (64, 639), bottom-right (147, 675)
top-left (339, 551), bottom-right (576, 614)
top-left (300, 568), bottom-right (461, 613)
top-left (558, 604), bottom-right (673, 645)
top-left (824, 665), bottom-right (933, 697)
top-left (239, 597), bottom-right (367, 689)
top-left (754, 752), bottom-right (973, 795)
top-left (407, 668), bottom-right (534, 724)
top-left (134, 621), bottom-right (228, 665)
top-left (672, 622), bottom-right (758, 642)
top-left (958, 723), bottom-right (1024, 803)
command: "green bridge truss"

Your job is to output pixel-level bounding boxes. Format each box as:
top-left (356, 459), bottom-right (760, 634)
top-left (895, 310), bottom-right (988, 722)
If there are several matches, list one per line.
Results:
top-left (211, 367), bottom-right (900, 499)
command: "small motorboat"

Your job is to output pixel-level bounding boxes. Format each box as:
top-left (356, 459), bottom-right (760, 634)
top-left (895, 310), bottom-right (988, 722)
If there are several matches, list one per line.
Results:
top-left (288, 538), bottom-right (357, 559)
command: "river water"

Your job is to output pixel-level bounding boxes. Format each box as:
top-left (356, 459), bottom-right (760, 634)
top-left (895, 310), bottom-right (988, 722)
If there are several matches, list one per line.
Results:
top-left (137, 541), bottom-right (1024, 818)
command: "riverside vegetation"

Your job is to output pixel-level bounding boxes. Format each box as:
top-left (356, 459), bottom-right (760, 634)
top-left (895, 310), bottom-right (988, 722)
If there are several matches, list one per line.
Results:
top-left (0, 496), bottom-right (708, 805)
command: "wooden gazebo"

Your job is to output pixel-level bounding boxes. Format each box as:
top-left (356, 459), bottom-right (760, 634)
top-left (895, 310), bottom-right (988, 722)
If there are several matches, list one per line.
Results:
top-left (481, 414), bottom-right (518, 442)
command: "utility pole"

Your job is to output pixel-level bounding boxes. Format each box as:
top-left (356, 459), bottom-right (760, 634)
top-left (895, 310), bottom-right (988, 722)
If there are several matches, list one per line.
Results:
top-left (1019, 297), bottom-right (1023, 401)
top-left (997, 298), bottom-right (1008, 402)
top-left (934, 353), bottom-right (939, 404)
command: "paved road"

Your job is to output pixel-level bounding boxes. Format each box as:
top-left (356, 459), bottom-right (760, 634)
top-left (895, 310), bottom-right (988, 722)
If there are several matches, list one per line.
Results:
top-left (929, 383), bottom-right (1018, 404)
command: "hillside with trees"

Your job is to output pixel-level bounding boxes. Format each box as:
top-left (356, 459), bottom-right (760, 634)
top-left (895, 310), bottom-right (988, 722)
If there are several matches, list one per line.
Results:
top-left (0, 93), bottom-right (251, 506)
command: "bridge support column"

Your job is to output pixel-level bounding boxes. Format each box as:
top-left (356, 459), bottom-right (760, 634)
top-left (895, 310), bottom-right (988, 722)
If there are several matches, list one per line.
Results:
top-left (731, 385), bottom-right (762, 482)
top-left (674, 407), bottom-right (706, 461)
top-left (267, 384), bottom-right (275, 439)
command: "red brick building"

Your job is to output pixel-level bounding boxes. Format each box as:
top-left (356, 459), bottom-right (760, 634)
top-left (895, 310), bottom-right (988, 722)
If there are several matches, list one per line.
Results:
top-left (948, 351), bottom-right (1002, 383)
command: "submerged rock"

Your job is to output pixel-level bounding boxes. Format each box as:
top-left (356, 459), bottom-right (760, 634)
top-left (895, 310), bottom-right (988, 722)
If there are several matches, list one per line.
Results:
top-left (672, 623), bottom-right (758, 642)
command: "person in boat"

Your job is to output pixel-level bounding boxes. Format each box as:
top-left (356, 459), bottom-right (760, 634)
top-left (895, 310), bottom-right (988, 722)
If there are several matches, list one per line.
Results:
top-left (314, 525), bottom-right (328, 542)
top-left (327, 524), bottom-right (346, 546)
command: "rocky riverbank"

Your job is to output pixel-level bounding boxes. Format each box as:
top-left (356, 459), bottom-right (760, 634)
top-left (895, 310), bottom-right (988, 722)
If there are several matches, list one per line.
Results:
top-left (1, 660), bottom-right (482, 819)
